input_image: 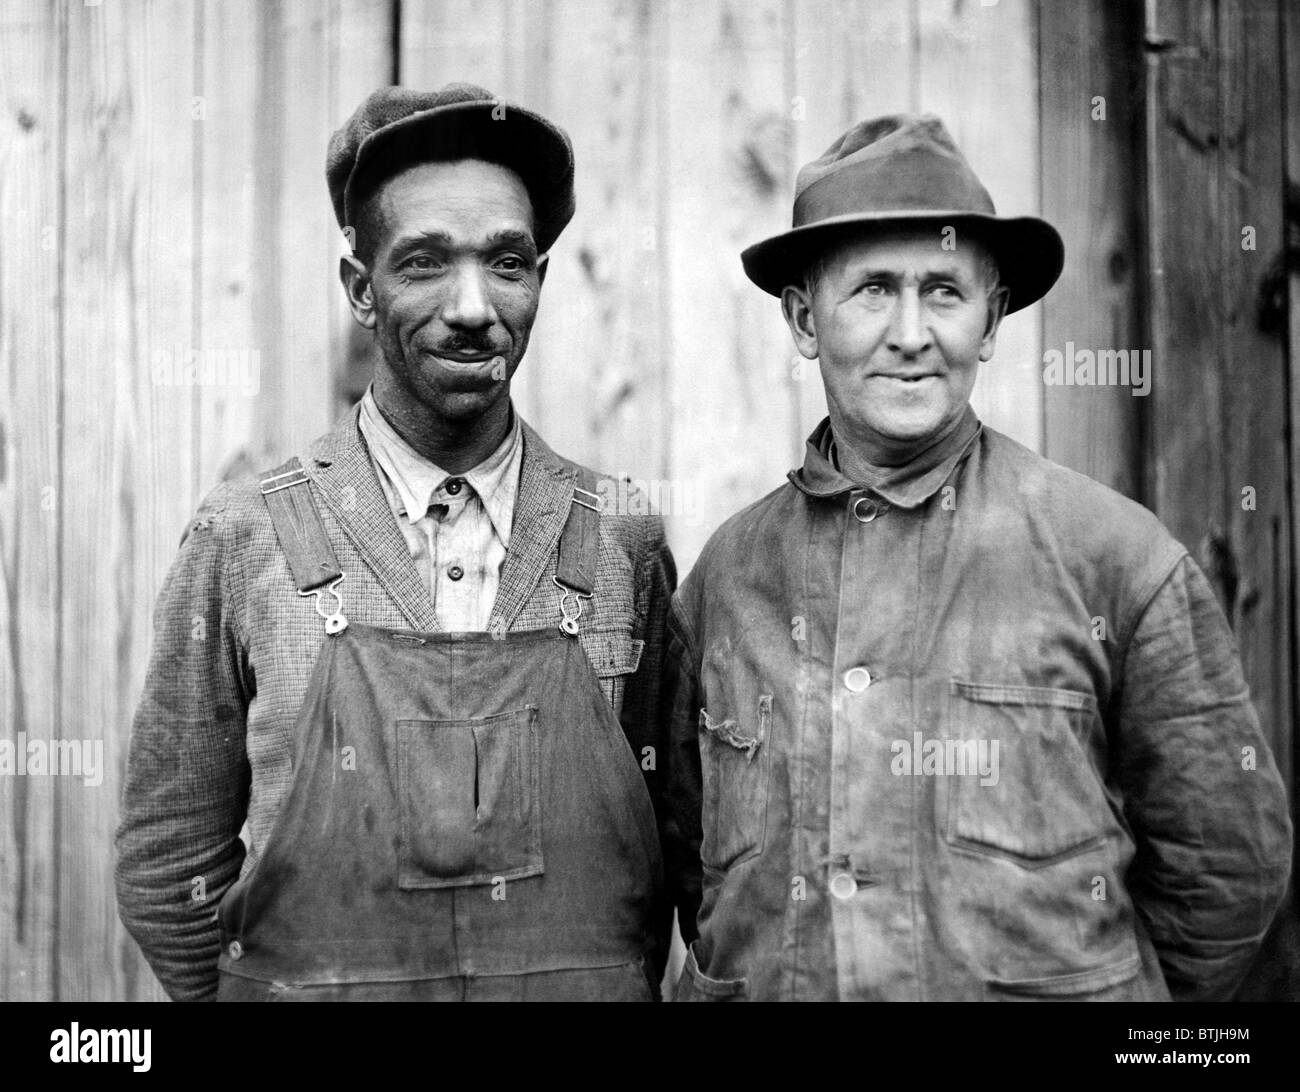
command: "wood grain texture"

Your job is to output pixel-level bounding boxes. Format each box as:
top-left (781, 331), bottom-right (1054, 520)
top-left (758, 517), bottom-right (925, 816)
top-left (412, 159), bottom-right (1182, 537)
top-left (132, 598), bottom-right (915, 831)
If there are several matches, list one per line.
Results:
top-left (661, 0), bottom-right (799, 569)
top-left (1039, 0), bottom-right (1144, 498)
top-left (1146, 0), bottom-right (1295, 1001)
top-left (1217, 0), bottom-right (1290, 796)
top-left (3, 0), bottom-right (1295, 1002)
top-left (1144, 0), bottom-right (1224, 546)
top-left (0, 0), bottom-right (65, 1004)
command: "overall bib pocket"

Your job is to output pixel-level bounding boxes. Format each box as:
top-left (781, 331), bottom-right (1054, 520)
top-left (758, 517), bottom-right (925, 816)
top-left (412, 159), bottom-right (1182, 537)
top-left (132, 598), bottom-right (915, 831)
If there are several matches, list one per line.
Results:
top-left (945, 680), bottom-right (1108, 866)
top-left (396, 706), bottom-right (543, 889)
top-left (699, 695), bottom-right (773, 872)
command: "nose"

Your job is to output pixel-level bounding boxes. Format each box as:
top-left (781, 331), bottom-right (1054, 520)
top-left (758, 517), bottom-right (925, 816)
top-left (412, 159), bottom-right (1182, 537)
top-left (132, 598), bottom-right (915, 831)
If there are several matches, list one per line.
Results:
top-left (442, 263), bottom-right (497, 331)
top-left (885, 286), bottom-right (931, 356)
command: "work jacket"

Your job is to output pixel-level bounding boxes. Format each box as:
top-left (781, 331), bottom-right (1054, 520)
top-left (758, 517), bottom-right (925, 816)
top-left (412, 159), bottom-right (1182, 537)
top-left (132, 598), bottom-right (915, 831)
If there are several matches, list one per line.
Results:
top-left (116, 404), bottom-right (675, 1001)
top-left (664, 408), bottom-right (1292, 1001)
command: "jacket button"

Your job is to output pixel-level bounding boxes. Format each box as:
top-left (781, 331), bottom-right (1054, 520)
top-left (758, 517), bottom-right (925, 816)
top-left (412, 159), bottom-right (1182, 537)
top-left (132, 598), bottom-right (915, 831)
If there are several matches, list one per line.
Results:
top-left (227, 940), bottom-right (243, 960)
top-left (830, 872), bottom-right (858, 900)
top-left (843, 667), bottom-right (872, 692)
top-left (853, 496), bottom-right (884, 522)
top-left (448, 564), bottom-right (464, 581)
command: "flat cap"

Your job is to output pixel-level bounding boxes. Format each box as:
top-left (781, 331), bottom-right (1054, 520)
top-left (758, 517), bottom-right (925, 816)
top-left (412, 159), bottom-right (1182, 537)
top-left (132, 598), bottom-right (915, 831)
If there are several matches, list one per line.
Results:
top-left (327, 83), bottom-right (576, 254)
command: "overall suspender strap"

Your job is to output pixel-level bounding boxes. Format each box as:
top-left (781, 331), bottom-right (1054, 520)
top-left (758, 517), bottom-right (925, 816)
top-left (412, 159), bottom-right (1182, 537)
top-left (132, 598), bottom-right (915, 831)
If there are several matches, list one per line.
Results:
top-left (553, 468), bottom-right (601, 635)
top-left (556, 468), bottom-right (601, 596)
top-left (260, 458), bottom-right (348, 635)
top-left (258, 458), bottom-right (344, 592)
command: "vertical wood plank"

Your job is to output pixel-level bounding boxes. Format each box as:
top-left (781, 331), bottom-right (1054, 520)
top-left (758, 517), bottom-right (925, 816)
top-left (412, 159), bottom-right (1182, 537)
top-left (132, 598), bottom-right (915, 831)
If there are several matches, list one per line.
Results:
top-left (917, 0), bottom-right (1043, 452)
top-left (1144, 0), bottom-right (1225, 548)
top-left (57, 0), bottom-right (201, 1000)
top-left (194, 0), bottom-right (259, 490)
top-left (1218, 0), bottom-right (1295, 1001)
top-left (524, 0), bottom-right (670, 486)
top-left (1147, 0), bottom-right (1294, 1000)
top-left (112, 0), bottom-right (200, 1002)
top-left (662, 0), bottom-right (799, 569)
top-left (1039, 0), bottom-right (1145, 498)
top-left (0, 0), bottom-right (65, 1003)
top-left (1219, 0), bottom-right (1290, 808)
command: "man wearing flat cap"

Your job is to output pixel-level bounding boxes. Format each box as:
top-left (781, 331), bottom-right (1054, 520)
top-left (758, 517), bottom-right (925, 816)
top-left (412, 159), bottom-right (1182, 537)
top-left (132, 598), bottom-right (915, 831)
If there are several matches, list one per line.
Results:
top-left (117, 84), bottom-right (675, 1001)
top-left (663, 114), bottom-right (1292, 1001)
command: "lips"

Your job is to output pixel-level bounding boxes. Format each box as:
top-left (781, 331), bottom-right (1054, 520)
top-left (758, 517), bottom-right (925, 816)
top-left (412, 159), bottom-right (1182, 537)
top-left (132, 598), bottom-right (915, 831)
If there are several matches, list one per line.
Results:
top-left (427, 349), bottom-right (505, 374)
top-left (435, 351), bottom-right (496, 364)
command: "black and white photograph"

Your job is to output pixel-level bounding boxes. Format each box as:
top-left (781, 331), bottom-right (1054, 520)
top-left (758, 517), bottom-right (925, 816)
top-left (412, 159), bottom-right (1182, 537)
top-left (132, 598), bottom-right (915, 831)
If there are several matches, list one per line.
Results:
top-left (0, 0), bottom-right (1297, 1062)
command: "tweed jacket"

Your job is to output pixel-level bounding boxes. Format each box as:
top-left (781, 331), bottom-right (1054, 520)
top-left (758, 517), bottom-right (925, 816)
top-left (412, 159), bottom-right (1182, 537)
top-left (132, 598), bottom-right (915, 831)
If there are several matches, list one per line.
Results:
top-left (115, 403), bottom-right (676, 1002)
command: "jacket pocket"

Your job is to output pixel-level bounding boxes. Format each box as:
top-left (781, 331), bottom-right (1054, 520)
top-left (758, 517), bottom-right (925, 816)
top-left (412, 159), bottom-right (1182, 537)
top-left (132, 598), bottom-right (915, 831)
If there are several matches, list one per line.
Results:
top-left (986, 952), bottom-right (1143, 1001)
top-left (945, 680), bottom-right (1108, 866)
top-left (699, 695), bottom-right (773, 871)
top-left (396, 707), bottom-right (543, 889)
top-left (672, 940), bottom-right (749, 1001)
top-left (581, 629), bottom-right (645, 715)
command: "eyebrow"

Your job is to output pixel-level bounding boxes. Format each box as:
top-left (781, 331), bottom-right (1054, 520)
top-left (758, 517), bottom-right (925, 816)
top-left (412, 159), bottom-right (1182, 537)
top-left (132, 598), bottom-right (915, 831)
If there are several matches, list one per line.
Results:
top-left (389, 227), bottom-right (537, 257)
top-left (850, 265), bottom-right (976, 283)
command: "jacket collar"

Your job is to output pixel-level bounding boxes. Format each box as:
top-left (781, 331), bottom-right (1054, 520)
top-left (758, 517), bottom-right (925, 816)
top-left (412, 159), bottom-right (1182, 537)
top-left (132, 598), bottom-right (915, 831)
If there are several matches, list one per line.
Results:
top-left (789, 404), bottom-right (982, 509)
top-left (302, 402), bottom-right (576, 632)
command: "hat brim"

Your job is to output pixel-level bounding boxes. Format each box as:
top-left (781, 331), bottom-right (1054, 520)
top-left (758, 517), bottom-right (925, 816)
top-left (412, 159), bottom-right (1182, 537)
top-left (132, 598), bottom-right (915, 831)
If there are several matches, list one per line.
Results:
top-left (740, 211), bottom-right (1064, 314)
top-left (345, 100), bottom-right (575, 253)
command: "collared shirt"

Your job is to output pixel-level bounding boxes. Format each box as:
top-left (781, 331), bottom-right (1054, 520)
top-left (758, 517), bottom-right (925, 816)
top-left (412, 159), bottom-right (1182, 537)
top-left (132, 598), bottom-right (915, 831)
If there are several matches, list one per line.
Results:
top-left (664, 407), bottom-right (1291, 1001)
top-left (358, 387), bottom-right (522, 632)
top-left (821, 406), bottom-right (982, 509)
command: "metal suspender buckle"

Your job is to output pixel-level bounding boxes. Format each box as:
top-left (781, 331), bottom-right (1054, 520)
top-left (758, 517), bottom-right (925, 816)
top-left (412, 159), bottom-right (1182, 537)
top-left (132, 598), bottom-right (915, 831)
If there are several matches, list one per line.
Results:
top-left (552, 575), bottom-right (592, 637)
top-left (299, 574), bottom-right (349, 635)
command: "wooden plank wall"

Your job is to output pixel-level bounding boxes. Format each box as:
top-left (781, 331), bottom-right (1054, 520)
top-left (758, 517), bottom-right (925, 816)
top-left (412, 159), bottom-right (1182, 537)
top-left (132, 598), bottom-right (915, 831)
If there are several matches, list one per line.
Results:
top-left (1040, 0), bottom-right (1145, 497)
top-left (0, 0), bottom-right (1295, 1000)
top-left (0, 0), bottom-right (391, 1001)
top-left (1143, 0), bottom-right (1296, 1000)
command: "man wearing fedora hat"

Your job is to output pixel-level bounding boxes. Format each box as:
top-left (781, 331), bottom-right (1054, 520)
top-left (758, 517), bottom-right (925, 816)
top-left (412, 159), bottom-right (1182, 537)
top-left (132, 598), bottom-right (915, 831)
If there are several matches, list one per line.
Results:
top-left (117, 84), bottom-right (675, 1001)
top-left (662, 115), bottom-right (1291, 1001)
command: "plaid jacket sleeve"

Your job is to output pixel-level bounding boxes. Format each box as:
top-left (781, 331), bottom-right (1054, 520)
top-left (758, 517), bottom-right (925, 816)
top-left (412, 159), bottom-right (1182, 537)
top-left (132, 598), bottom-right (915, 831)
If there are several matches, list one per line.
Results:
top-left (115, 482), bottom-right (252, 1002)
top-left (603, 500), bottom-right (678, 979)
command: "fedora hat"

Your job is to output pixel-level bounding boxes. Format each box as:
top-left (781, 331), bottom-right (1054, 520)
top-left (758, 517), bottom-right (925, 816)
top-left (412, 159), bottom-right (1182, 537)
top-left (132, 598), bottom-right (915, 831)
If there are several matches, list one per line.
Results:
top-left (327, 83), bottom-right (575, 254)
top-left (741, 114), bottom-right (1063, 313)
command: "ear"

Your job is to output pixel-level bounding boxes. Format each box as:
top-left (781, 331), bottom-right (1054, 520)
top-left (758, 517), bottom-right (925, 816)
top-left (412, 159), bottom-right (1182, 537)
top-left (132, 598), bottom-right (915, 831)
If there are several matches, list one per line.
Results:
top-left (537, 252), bottom-right (549, 288)
top-left (339, 254), bottom-right (376, 330)
top-left (781, 284), bottom-right (820, 360)
top-left (978, 283), bottom-right (1010, 362)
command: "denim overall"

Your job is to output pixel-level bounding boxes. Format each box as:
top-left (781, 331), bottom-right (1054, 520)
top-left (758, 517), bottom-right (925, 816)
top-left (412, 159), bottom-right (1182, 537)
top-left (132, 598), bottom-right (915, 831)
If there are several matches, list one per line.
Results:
top-left (215, 458), bottom-right (663, 1000)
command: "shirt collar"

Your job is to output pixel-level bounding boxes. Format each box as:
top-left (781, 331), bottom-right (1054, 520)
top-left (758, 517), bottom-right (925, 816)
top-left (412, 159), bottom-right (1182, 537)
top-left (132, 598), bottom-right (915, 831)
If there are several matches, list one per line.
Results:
top-left (357, 386), bottom-right (523, 545)
top-left (789, 404), bottom-right (982, 509)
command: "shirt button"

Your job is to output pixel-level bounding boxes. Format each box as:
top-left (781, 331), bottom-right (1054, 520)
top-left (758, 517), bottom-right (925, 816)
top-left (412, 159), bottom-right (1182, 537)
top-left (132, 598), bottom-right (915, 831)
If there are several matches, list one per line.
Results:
top-left (445, 478), bottom-right (463, 496)
top-left (853, 496), bottom-right (883, 523)
top-left (227, 940), bottom-right (243, 960)
top-left (830, 872), bottom-right (858, 900)
top-left (448, 564), bottom-right (464, 581)
top-left (843, 666), bottom-right (872, 692)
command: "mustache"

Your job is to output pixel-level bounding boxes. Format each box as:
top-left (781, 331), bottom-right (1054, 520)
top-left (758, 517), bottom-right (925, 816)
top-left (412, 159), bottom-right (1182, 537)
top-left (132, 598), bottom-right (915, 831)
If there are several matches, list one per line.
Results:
top-left (433, 334), bottom-right (501, 356)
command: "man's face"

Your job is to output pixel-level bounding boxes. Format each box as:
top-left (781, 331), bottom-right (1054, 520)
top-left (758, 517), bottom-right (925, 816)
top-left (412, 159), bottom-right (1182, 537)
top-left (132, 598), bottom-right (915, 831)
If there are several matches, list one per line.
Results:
top-left (782, 227), bottom-right (1007, 463)
top-left (342, 158), bottom-right (545, 423)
